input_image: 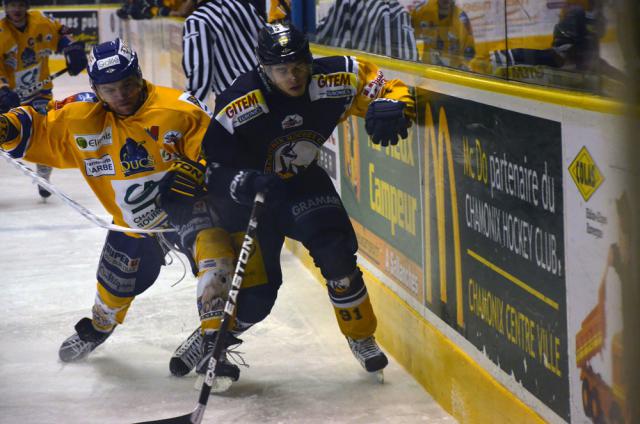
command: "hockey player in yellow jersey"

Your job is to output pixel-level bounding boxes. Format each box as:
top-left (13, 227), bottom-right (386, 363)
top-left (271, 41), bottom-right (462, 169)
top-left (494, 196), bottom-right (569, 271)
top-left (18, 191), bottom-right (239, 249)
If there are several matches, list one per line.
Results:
top-left (410, 0), bottom-right (475, 70)
top-left (0, 0), bottom-right (87, 199)
top-left (0, 39), bottom-right (248, 384)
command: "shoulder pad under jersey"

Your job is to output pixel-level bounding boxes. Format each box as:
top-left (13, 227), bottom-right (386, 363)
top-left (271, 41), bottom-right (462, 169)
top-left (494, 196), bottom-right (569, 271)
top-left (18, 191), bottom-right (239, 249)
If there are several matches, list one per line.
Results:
top-left (52, 92), bottom-right (98, 110)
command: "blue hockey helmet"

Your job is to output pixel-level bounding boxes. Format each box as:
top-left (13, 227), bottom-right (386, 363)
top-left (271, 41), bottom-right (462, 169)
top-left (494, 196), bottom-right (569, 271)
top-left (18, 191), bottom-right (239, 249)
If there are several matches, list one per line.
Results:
top-left (87, 39), bottom-right (142, 87)
top-left (256, 23), bottom-right (312, 66)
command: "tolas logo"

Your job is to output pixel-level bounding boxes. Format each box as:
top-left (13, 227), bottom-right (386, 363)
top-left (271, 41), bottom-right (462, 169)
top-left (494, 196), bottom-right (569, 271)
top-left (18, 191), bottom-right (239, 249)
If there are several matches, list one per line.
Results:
top-left (120, 137), bottom-right (155, 176)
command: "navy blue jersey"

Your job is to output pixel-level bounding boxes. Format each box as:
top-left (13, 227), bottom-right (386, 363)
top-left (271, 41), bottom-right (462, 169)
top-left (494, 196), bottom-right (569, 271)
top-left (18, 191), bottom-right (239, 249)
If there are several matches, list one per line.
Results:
top-left (202, 55), bottom-right (413, 196)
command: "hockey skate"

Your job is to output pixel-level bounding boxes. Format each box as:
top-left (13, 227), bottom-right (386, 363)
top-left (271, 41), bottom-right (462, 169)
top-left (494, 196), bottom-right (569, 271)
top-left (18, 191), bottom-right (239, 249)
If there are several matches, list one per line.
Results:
top-left (347, 336), bottom-right (388, 383)
top-left (36, 164), bottom-right (52, 201)
top-left (169, 327), bottom-right (203, 377)
top-left (195, 331), bottom-right (243, 394)
top-left (58, 317), bottom-right (114, 362)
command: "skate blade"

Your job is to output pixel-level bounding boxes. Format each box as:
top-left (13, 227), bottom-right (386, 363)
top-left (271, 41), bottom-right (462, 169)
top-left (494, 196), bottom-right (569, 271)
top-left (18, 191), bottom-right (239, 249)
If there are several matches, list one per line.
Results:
top-left (194, 374), bottom-right (234, 394)
top-left (373, 370), bottom-right (384, 384)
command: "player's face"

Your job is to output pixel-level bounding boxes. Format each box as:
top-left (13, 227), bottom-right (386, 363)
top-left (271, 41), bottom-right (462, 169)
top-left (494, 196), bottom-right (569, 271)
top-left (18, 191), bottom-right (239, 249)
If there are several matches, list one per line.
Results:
top-left (5, 1), bottom-right (28, 26)
top-left (264, 60), bottom-right (311, 97)
top-left (95, 75), bottom-right (145, 116)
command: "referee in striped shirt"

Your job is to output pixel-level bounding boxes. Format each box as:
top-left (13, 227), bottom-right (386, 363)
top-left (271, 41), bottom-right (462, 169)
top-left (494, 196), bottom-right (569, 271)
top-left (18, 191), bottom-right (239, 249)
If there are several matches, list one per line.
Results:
top-left (316, 0), bottom-right (417, 61)
top-left (182, 0), bottom-right (265, 103)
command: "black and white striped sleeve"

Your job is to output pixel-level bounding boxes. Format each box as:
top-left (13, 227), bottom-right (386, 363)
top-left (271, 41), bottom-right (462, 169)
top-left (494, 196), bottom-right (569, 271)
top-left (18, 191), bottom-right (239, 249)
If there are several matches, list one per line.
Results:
top-left (389, 6), bottom-right (418, 61)
top-left (183, 15), bottom-right (214, 102)
top-left (182, 0), bottom-right (264, 101)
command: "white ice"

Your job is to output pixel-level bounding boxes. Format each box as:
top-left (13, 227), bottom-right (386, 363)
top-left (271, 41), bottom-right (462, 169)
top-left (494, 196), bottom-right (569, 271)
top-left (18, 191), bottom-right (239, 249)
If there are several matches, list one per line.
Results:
top-left (0, 74), bottom-right (457, 424)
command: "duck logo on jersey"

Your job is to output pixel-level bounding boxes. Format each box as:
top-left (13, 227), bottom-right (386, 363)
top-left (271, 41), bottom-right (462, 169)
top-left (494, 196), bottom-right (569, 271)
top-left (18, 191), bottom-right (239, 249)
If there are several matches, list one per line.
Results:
top-left (309, 72), bottom-right (356, 101)
top-left (120, 138), bottom-right (155, 176)
top-left (265, 130), bottom-right (325, 178)
top-left (21, 48), bottom-right (37, 68)
top-left (216, 89), bottom-right (269, 134)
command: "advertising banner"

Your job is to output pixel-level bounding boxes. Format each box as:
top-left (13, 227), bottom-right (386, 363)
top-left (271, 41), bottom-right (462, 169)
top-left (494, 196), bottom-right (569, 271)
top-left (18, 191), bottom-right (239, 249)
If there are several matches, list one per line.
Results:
top-left (418, 87), bottom-right (569, 420)
top-left (564, 117), bottom-right (633, 424)
top-left (339, 115), bottom-right (424, 304)
top-left (43, 10), bottom-right (99, 48)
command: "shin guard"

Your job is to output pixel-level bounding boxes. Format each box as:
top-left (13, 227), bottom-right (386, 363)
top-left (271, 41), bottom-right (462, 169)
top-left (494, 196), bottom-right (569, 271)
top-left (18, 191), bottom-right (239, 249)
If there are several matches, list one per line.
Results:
top-left (327, 268), bottom-right (377, 340)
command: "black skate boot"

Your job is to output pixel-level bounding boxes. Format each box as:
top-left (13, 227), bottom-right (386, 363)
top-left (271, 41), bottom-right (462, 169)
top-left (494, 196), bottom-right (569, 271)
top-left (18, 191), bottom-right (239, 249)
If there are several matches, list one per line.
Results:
top-left (195, 331), bottom-right (243, 393)
top-left (169, 327), bottom-right (203, 377)
top-left (36, 164), bottom-right (52, 200)
top-left (58, 317), bottom-right (114, 362)
top-left (38, 185), bottom-right (52, 199)
top-left (347, 335), bottom-right (388, 374)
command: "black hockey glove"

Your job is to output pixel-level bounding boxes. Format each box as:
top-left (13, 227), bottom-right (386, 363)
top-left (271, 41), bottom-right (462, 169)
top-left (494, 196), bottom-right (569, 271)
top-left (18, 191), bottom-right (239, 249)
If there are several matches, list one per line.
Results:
top-left (229, 170), bottom-right (286, 207)
top-left (63, 42), bottom-right (88, 76)
top-left (365, 99), bottom-right (410, 147)
top-left (0, 87), bottom-right (20, 113)
top-left (130, 0), bottom-right (153, 19)
top-left (156, 158), bottom-right (206, 226)
top-left (0, 114), bottom-right (20, 145)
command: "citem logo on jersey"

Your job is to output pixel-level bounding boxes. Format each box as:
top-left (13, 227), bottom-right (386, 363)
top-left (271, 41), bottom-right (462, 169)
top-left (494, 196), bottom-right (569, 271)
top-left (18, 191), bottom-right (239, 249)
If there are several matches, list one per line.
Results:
top-left (309, 72), bottom-right (356, 100)
top-left (215, 89), bottom-right (269, 134)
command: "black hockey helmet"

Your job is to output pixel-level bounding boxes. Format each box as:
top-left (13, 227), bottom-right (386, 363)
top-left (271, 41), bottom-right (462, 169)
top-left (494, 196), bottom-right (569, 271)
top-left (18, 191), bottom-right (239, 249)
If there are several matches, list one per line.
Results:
top-left (256, 23), bottom-right (312, 66)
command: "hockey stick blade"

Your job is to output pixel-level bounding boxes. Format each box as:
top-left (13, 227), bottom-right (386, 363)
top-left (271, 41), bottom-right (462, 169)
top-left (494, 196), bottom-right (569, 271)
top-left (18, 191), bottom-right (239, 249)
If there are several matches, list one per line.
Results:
top-left (134, 192), bottom-right (266, 424)
top-left (0, 149), bottom-right (175, 234)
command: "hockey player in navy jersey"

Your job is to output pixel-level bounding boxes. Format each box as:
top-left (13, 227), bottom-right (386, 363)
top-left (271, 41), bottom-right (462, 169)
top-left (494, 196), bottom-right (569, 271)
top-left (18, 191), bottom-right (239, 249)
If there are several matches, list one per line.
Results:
top-left (163, 22), bottom-right (415, 384)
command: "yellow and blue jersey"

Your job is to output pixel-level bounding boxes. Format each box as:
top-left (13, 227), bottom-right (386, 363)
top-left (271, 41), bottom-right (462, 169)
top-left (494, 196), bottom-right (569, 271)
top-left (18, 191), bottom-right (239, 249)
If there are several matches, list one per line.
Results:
top-left (2, 81), bottom-right (212, 231)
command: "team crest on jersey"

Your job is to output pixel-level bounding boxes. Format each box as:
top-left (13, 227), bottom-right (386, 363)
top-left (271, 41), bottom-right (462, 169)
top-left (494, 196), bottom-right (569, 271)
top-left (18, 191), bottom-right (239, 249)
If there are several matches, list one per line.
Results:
top-left (309, 72), bottom-right (356, 101)
top-left (265, 130), bottom-right (325, 178)
top-left (120, 138), bottom-right (155, 176)
top-left (74, 126), bottom-right (113, 152)
top-left (281, 114), bottom-right (303, 129)
top-left (21, 48), bottom-right (37, 68)
top-left (162, 130), bottom-right (182, 145)
top-left (216, 89), bottom-right (269, 134)
top-left (84, 154), bottom-right (116, 177)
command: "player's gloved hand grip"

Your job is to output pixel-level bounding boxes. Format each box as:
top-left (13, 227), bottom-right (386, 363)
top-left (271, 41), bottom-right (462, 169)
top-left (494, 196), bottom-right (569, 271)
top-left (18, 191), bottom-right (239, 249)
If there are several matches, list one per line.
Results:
top-left (63, 41), bottom-right (88, 76)
top-left (365, 99), bottom-right (410, 147)
top-left (156, 158), bottom-right (206, 226)
top-left (230, 170), bottom-right (286, 207)
top-left (0, 87), bottom-right (20, 113)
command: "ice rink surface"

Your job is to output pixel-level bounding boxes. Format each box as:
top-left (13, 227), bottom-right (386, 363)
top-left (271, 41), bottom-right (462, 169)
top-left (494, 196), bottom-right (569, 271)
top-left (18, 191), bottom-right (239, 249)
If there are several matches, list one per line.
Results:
top-left (0, 74), bottom-right (457, 424)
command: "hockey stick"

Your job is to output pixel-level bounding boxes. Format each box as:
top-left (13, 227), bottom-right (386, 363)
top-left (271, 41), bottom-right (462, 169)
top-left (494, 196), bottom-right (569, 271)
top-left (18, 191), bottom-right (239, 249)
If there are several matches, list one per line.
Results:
top-left (0, 149), bottom-right (175, 234)
top-left (134, 192), bottom-right (266, 424)
top-left (16, 68), bottom-right (69, 101)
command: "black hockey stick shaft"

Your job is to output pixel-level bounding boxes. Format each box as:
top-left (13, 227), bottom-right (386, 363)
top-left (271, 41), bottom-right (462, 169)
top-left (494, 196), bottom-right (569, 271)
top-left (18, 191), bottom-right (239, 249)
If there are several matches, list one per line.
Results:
top-left (16, 67), bottom-right (68, 100)
top-left (134, 192), bottom-right (266, 424)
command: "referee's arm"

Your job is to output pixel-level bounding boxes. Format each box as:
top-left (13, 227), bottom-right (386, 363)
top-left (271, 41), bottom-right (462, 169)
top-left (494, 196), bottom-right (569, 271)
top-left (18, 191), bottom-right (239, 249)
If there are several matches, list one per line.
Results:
top-left (182, 16), bottom-right (214, 102)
